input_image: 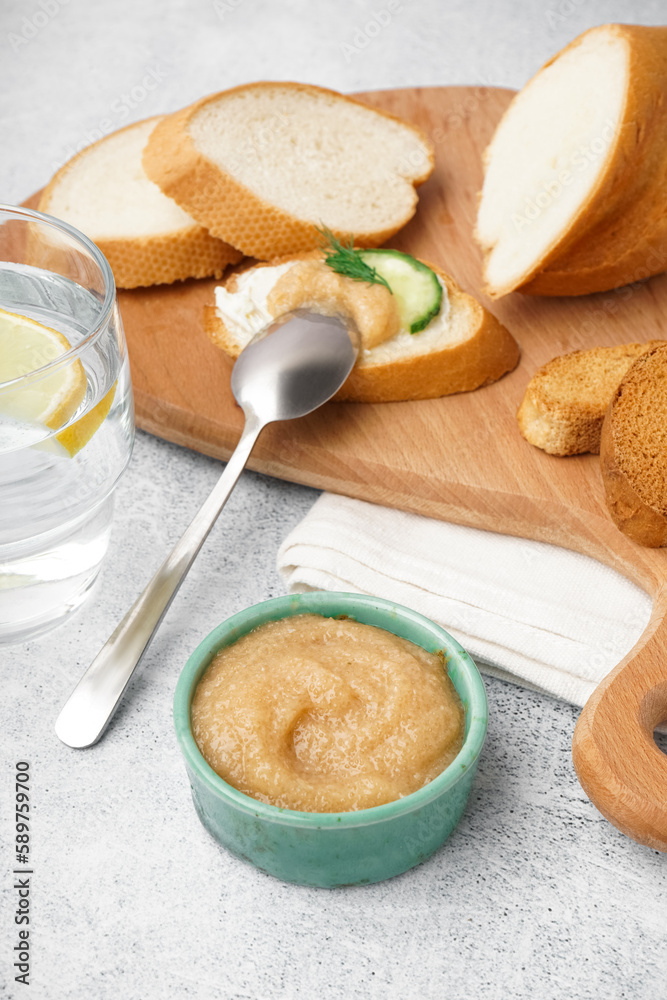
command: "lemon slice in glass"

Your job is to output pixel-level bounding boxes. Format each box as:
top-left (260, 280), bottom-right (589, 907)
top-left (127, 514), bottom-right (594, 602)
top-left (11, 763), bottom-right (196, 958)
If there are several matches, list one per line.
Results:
top-left (57, 383), bottom-right (116, 457)
top-left (0, 307), bottom-right (87, 428)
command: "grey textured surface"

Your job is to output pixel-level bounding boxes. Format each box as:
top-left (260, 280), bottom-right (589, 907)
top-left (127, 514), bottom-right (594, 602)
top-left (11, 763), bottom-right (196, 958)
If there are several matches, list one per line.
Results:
top-left (1, 1), bottom-right (666, 998)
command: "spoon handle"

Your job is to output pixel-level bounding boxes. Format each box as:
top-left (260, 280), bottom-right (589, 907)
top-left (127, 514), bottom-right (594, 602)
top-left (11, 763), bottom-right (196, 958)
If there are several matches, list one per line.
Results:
top-left (55, 413), bottom-right (264, 749)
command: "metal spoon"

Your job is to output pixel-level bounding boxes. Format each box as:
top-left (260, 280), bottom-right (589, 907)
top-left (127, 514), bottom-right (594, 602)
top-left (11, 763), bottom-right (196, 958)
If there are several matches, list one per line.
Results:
top-left (55, 311), bottom-right (359, 749)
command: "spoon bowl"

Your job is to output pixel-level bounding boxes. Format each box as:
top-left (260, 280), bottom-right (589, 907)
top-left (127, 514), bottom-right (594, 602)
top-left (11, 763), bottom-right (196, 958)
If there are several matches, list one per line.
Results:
top-left (232, 311), bottom-right (359, 424)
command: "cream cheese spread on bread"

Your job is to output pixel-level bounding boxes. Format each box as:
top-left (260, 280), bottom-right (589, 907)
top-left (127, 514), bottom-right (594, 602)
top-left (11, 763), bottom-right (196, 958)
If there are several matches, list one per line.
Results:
top-left (214, 263), bottom-right (294, 342)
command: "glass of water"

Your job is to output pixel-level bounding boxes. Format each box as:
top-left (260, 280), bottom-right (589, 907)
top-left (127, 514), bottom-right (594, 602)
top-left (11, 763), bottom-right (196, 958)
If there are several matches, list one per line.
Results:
top-left (0, 205), bottom-right (134, 643)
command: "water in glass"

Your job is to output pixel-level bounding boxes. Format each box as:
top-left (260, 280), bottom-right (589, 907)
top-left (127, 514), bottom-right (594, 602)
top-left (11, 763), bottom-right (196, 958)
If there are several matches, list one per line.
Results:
top-left (0, 212), bottom-right (134, 643)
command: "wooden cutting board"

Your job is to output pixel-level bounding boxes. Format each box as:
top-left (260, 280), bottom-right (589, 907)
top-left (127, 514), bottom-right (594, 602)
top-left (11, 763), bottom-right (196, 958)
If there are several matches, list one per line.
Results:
top-left (30, 86), bottom-right (667, 849)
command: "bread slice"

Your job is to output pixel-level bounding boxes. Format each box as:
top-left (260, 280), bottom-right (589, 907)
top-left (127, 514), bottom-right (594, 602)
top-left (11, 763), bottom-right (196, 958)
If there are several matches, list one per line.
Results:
top-left (204, 256), bottom-right (519, 403)
top-left (600, 344), bottom-right (667, 547)
top-left (476, 24), bottom-right (667, 298)
top-left (142, 82), bottom-right (435, 261)
top-left (518, 342), bottom-right (665, 455)
top-left (38, 117), bottom-right (242, 289)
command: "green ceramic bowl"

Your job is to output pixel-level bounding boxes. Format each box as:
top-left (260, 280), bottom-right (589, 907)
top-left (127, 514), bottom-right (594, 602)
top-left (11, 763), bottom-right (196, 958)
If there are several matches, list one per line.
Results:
top-left (173, 592), bottom-right (487, 888)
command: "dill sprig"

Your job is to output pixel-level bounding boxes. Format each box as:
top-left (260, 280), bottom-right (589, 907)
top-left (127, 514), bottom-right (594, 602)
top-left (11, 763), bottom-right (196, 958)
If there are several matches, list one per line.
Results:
top-left (317, 226), bottom-right (392, 293)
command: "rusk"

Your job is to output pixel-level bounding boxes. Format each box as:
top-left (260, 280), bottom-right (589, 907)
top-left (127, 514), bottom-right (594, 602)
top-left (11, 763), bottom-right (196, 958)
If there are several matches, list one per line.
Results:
top-left (518, 342), bottom-right (665, 455)
top-left (38, 117), bottom-right (241, 289)
top-left (600, 343), bottom-right (667, 547)
top-left (142, 82), bottom-right (435, 260)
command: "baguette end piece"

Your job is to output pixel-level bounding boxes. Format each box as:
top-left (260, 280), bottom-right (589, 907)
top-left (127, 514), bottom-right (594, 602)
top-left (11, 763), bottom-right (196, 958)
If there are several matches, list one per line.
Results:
top-left (476, 23), bottom-right (667, 299)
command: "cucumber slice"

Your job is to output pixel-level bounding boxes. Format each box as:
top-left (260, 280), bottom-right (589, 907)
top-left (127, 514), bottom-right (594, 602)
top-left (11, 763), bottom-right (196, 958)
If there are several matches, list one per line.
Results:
top-left (358, 250), bottom-right (443, 333)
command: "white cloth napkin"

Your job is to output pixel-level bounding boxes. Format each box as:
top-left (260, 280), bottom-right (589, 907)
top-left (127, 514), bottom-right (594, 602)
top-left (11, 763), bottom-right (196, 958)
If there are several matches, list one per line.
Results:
top-left (277, 494), bottom-right (653, 707)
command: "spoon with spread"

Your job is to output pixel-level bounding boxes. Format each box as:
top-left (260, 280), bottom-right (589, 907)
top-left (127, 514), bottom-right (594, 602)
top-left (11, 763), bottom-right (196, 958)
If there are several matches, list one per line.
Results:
top-left (55, 310), bottom-right (359, 749)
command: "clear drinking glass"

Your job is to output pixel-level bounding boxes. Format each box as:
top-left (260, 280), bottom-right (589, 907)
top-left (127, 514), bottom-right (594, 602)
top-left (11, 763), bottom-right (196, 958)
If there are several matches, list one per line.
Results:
top-left (0, 205), bottom-right (134, 643)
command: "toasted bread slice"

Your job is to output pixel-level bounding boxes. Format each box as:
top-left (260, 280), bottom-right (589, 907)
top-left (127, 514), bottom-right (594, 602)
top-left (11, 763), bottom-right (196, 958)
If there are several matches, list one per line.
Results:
top-left (38, 117), bottom-right (242, 288)
top-left (476, 24), bottom-right (667, 297)
top-left (204, 256), bottom-right (519, 403)
top-left (600, 344), bottom-right (667, 546)
top-left (518, 342), bottom-right (665, 455)
top-left (142, 82), bottom-right (435, 261)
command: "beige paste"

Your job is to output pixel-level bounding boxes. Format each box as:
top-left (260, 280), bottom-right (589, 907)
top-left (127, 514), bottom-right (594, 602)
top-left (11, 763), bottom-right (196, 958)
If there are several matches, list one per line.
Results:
top-left (266, 260), bottom-right (401, 349)
top-left (191, 613), bottom-right (464, 813)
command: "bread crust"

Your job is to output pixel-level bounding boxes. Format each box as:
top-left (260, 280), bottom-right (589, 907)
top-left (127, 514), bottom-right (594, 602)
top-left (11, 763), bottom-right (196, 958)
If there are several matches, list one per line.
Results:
top-left (600, 344), bottom-right (667, 547)
top-left (517, 392), bottom-right (602, 457)
top-left (38, 116), bottom-right (242, 289)
top-left (480, 24), bottom-right (667, 298)
top-left (204, 257), bottom-right (520, 403)
top-left (142, 81), bottom-right (435, 261)
top-left (91, 227), bottom-right (241, 289)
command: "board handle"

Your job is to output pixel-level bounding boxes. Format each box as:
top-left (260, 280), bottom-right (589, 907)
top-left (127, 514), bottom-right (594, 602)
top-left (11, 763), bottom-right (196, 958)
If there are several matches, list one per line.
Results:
top-left (572, 584), bottom-right (667, 850)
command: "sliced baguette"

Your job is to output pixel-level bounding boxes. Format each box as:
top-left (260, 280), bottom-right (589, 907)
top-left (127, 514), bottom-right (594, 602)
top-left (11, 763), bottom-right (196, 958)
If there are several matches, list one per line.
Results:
top-left (142, 82), bottom-right (435, 261)
top-left (38, 117), bottom-right (242, 289)
top-left (518, 342), bottom-right (665, 455)
top-left (476, 24), bottom-right (667, 298)
top-left (204, 256), bottom-right (519, 403)
top-left (600, 344), bottom-right (667, 547)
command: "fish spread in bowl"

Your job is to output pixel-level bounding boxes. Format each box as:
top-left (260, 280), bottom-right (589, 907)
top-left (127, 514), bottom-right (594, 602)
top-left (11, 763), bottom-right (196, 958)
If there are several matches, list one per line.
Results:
top-left (174, 592), bottom-right (487, 887)
top-left (191, 613), bottom-right (464, 813)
